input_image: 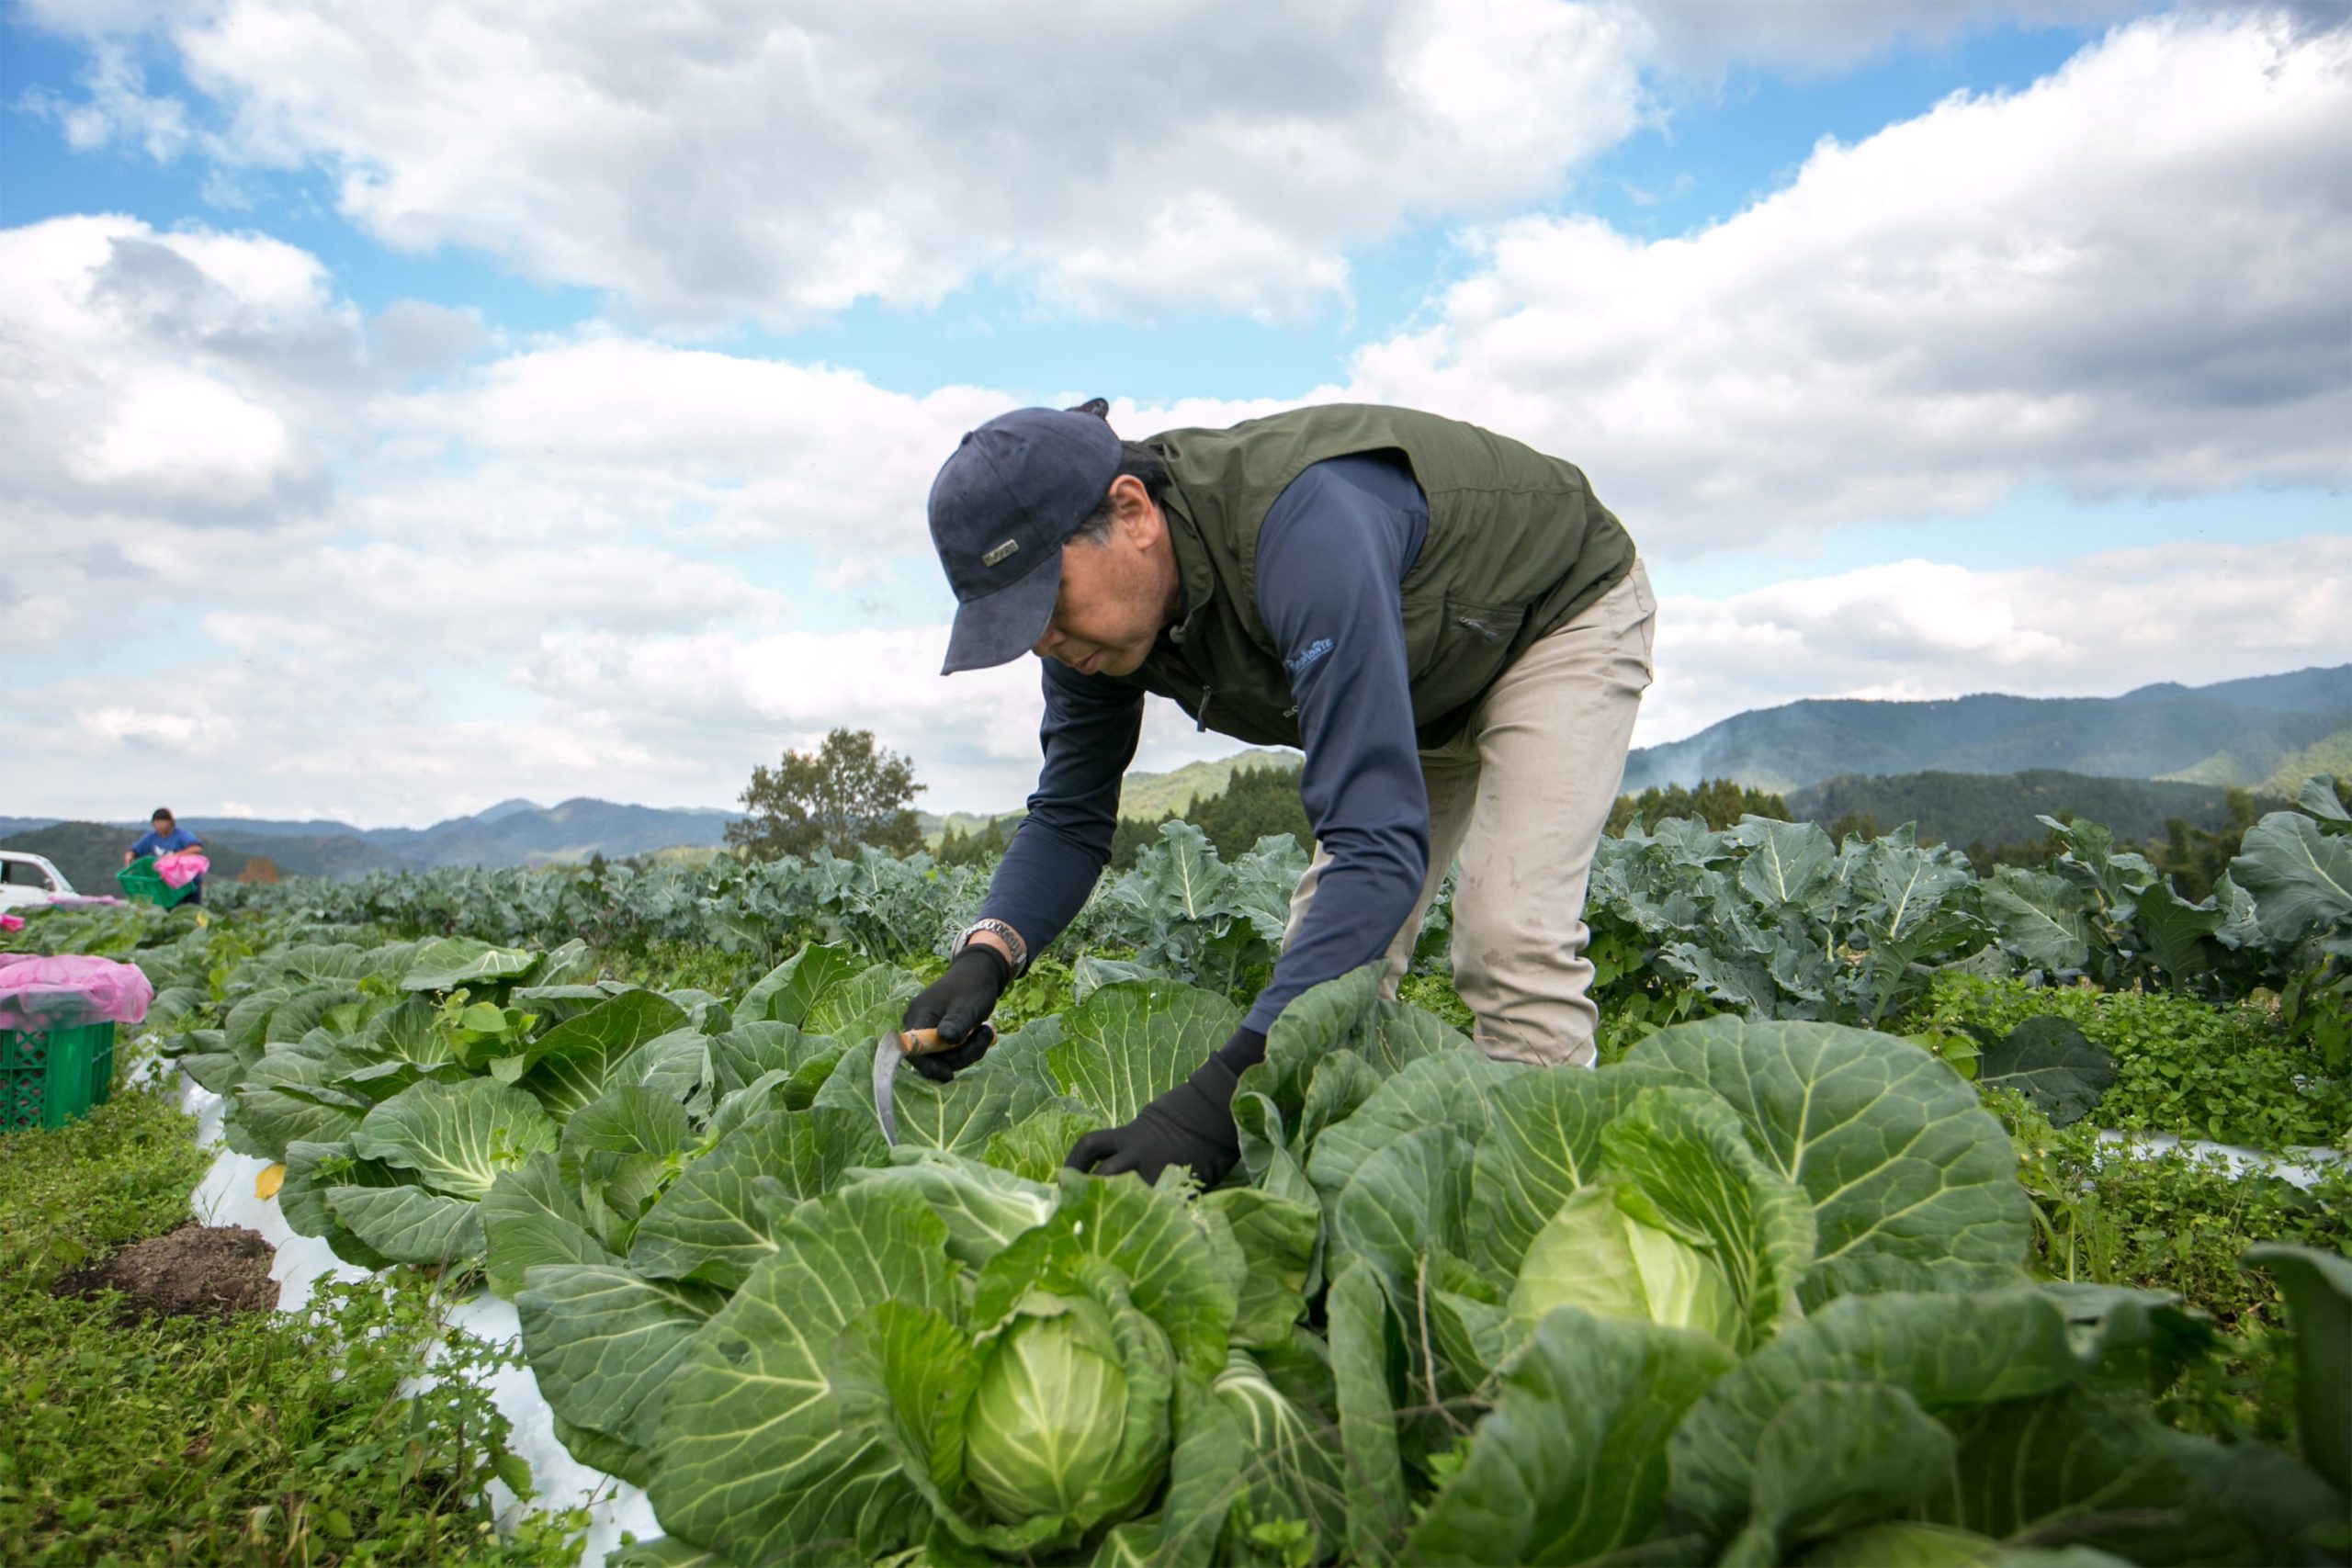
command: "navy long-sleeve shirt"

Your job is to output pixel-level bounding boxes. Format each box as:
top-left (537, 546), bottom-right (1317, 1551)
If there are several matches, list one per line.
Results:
top-left (981, 452), bottom-right (1432, 1034)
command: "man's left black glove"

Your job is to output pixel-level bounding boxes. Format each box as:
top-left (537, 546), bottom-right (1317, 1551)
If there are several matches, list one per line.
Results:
top-left (1063, 1028), bottom-right (1262, 1188)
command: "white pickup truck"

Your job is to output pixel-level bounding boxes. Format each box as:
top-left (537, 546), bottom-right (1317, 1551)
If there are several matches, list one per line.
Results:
top-left (0, 851), bottom-right (77, 911)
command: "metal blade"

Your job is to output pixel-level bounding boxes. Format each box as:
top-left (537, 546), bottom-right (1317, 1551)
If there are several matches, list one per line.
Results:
top-left (871, 1031), bottom-right (902, 1146)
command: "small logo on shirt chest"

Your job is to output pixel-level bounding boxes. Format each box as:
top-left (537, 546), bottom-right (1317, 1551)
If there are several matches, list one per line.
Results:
top-left (1284, 637), bottom-right (1334, 675)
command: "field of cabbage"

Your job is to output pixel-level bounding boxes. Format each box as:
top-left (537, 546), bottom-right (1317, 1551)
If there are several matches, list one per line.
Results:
top-left (11, 783), bottom-right (2351, 1566)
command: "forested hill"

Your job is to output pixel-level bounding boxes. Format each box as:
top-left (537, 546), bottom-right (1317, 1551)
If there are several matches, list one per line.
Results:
top-left (1622, 664), bottom-right (2352, 795)
top-left (360, 798), bottom-right (737, 866)
top-left (0, 797), bottom-right (739, 885)
top-left (921, 747), bottom-right (1299, 847)
top-left (0, 821), bottom-right (398, 893)
top-left (1783, 770), bottom-right (2286, 853)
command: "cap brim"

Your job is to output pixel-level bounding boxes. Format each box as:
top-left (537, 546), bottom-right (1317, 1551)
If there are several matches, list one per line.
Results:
top-left (942, 552), bottom-right (1063, 674)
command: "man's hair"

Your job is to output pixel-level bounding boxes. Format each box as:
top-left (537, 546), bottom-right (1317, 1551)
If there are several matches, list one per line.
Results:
top-left (151, 808), bottom-right (173, 823)
top-left (1072, 440), bottom-right (1168, 543)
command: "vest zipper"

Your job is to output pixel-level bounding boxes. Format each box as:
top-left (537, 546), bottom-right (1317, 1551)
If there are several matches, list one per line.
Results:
top-left (1195, 686), bottom-right (1214, 732)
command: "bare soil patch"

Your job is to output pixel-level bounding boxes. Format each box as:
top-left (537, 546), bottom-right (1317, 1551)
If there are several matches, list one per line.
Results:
top-left (55, 1222), bottom-right (278, 1321)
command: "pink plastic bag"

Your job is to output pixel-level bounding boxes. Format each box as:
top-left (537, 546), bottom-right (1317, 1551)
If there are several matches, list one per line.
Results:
top-left (156, 852), bottom-right (209, 889)
top-left (0, 913), bottom-right (21, 932)
top-left (0, 953), bottom-right (153, 1032)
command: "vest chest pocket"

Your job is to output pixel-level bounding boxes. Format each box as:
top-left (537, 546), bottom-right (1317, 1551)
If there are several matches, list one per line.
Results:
top-left (1406, 592), bottom-right (1530, 736)
top-left (1143, 646), bottom-right (1303, 748)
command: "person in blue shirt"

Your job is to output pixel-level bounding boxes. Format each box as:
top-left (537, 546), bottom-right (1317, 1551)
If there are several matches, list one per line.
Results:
top-left (126, 807), bottom-right (205, 906)
top-left (902, 401), bottom-right (1652, 1190)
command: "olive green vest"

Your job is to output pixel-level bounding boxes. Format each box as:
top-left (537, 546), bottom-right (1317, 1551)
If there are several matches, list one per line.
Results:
top-left (1111, 404), bottom-right (1635, 750)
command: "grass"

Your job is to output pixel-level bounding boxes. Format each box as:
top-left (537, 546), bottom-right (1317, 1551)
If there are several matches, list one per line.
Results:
top-left (1397, 971), bottom-right (1475, 1036)
top-left (605, 936), bottom-right (764, 999)
top-left (0, 1061), bottom-right (211, 1283)
top-left (1911, 973), bottom-right (2352, 1151)
top-left (0, 1055), bottom-right (587, 1566)
top-left (2000, 1089), bottom-right (2351, 1323)
top-left (1902, 972), bottom-right (2350, 1446)
top-left (1989, 1083), bottom-right (2348, 1447)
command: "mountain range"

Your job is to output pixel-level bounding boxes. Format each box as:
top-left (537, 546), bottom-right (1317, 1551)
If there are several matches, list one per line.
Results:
top-left (0, 752), bottom-right (1306, 890)
top-left (1781, 770), bottom-right (2286, 852)
top-left (8, 666), bottom-right (2344, 886)
top-left (1620, 664), bottom-right (2352, 795)
top-left (0, 797), bottom-right (740, 891)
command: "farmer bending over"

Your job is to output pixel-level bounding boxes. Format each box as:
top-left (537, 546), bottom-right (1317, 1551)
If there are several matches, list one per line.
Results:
top-left (126, 807), bottom-right (205, 907)
top-left (907, 401), bottom-right (1654, 1187)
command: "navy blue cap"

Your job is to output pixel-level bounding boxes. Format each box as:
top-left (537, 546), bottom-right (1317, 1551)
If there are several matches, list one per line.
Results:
top-left (929, 406), bottom-right (1121, 674)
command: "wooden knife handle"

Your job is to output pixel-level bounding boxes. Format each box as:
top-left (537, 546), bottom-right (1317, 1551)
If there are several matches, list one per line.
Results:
top-left (899, 1024), bottom-right (993, 1058)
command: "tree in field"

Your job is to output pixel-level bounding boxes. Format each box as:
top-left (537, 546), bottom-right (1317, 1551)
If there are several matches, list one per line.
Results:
top-left (1608, 778), bottom-right (1792, 835)
top-left (935, 817), bottom-right (1015, 867)
top-left (2140, 786), bottom-right (2267, 899)
top-left (1107, 762), bottom-right (1314, 869)
top-left (727, 728), bottom-right (925, 860)
top-left (1828, 809), bottom-right (1884, 846)
top-left (1109, 809), bottom-right (1176, 871)
top-left (1192, 763), bottom-right (1311, 856)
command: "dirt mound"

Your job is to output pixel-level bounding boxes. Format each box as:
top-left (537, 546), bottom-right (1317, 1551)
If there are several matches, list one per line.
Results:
top-left (56, 1223), bottom-right (279, 1321)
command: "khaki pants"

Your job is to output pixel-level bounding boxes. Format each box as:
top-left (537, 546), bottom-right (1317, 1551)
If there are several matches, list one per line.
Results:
top-left (1283, 560), bottom-right (1657, 1066)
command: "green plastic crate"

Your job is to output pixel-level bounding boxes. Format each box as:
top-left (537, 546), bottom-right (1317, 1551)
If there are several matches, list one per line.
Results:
top-left (117, 856), bottom-right (195, 908)
top-left (0, 1021), bottom-right (116, 1131)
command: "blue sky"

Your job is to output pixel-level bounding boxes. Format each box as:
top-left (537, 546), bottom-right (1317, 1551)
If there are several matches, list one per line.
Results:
top-left (1, 1), bottom-right (2345, 825)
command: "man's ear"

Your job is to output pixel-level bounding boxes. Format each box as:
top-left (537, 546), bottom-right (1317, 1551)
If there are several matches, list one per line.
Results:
top-left (1112, 475), bottom-right (1160, 544)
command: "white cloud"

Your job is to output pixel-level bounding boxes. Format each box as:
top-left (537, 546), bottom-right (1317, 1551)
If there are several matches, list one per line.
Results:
top-left (0, 214), bottom-right (1040, 823)
top-left (0, 576), bottom-right (73, 641)
top-left (19, 0), bottom-right (1645, 326)
top-left (65, 365), bottom-right (298, 502)
top-left (0, 215), bottom-right (350, 523)
top-left (78, 705), bottom-right (241, 750)
top-left (22, 43), bottom-right (194, 159)
top-left (0, 217), bottom-right (940, 823)
top-left (1624, 1), bottom-right (2344, 79)
top-left (1626, 0), bottom-right (2146, 75)
top-left (1042, 194), bottom-right (1353, 324)
top-left (1643, 532), bottom-right (2352, 745)
top-left (1349, 12), bottom-right (2352, 548)
top-left (368, 336), bottom-right (1006, 554)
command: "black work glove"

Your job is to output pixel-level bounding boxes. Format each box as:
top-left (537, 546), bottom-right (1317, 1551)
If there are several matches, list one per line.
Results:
top-left (900, 945), bottom-right (1010, 1082)
top-left (1064, 1028), bottom-right (1263, 1188)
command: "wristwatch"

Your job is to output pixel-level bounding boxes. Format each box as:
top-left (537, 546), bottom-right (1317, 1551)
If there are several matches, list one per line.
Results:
top-left (955, 918), bottom-right (1030, 978)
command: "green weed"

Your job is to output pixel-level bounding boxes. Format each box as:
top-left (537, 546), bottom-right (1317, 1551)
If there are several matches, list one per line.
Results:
top-left (1994, 1085), bottom-right (2347, 1320)
top-left (0, 1080), bottom-right (589, 1566)
top-left (605, 938), bottom-right (761, 998)
top-left (1915, 974), bottom-right (2352, 1150)
top-left (1992, 1085), bottom-right (2346, 1441)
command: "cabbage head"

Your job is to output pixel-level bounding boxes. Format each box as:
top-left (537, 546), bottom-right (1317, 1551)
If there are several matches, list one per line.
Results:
top-left (960, 1277), bottom-right (1172, 1540)
top-left (1509, 1184), bottom-right (1745, 1348)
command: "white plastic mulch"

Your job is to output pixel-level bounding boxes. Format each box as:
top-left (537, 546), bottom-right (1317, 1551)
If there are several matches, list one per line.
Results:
top-left (2093, 1127), bottom-right (2346, 1191)
top-left (171, 1065), bottom-right (657, 1568)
